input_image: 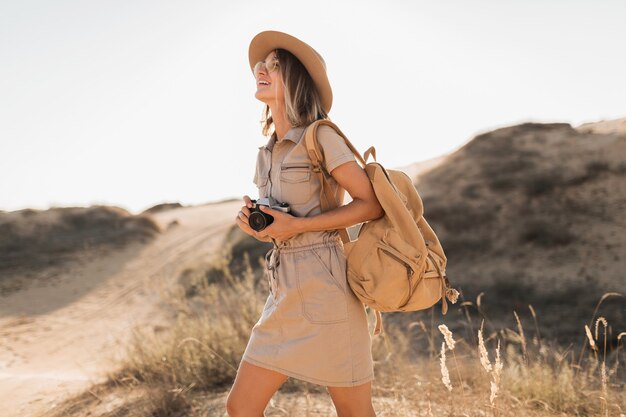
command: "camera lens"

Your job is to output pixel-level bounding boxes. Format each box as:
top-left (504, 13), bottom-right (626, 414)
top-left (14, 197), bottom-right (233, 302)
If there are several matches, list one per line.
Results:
top-left (249, 212), bottom-right (269, 231)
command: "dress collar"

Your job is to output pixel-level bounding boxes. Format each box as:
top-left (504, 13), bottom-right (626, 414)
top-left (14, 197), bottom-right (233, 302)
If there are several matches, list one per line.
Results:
top-left (258, 125), bottom-right (307, 151)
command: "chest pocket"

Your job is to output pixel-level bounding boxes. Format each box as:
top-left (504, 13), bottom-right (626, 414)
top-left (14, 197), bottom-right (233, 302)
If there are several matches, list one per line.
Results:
top-left (279, 162), bottom-right (312, 205)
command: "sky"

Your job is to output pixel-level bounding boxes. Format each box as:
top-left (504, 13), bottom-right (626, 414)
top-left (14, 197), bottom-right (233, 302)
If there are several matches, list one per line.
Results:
top-left (1, 0), bottom-right (625, 214)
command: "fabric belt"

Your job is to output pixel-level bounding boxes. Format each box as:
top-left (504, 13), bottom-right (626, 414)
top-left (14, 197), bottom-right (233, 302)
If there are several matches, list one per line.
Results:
top-left (265, 235), bottom-right (343, 300)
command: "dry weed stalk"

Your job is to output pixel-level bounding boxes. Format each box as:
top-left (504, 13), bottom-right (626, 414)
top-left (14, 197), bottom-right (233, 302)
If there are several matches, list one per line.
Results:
top-left (175, 337), bottom-right (238, 372)
top-left (513, 311), bottom-right (528, 365)
top-left (611, 332), bottom-right (626, 377)
top-left (408, 320), bottom-right (436, 358)
top-left (440, 342), bottom-right (452, 392)
top-left (475, 292), bottom-right (497, 339)
top-left (460, 300), bottom-right (477, 346)
top-left (576, 292), bottom-right (623, 372)
top-left (477, 323), bottom-right (503, 416)
top-left (585, 324), bottom-right (597, 352)
top-left (438, 324), bottom-right (465, 400)
top-left (478, 323), bottom-right (492, 373)
top-left (528, 304), bottom-right (542, 350)
top-left (595, 317), bottom-right (609, 415)
top-left (583, 323), bottom-right (601, 385)
top-left (438, 324), bottom-right (456, 351)
top-left (594, 317), bottom-right (607, 341)
top-left (490, 340), bottom-right (503, 407)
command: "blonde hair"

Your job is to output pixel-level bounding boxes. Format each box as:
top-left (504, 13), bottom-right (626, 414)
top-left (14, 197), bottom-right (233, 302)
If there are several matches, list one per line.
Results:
top-left (260, 48), bottom-right (329, 138)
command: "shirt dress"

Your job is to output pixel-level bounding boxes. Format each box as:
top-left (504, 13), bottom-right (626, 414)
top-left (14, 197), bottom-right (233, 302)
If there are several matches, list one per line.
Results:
top-left (238, 123), bottom-right (375, 387)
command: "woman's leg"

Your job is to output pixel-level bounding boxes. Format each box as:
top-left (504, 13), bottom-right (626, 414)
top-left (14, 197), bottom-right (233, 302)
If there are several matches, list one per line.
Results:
top-left (225, 359), bottom-right (289, 417)
top-left (326, 380), bottom-right (377, 417)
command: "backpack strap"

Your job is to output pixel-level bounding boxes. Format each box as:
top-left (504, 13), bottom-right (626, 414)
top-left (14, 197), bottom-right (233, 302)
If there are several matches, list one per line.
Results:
top-left (428, 251), bottom-right (459, 314)
top-left (305, 120), bottom-right (389, 337)
top-left (305, 120), bottom-right (367, 167)
top-left (364, 146), bottom-right (377, 163)
top-left (373, 308), bottom-right (384, 336)
top-left (304, 120), bottom-right (367, 244)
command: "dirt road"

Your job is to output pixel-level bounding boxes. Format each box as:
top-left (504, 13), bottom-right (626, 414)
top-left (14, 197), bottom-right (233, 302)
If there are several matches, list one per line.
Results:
top-left (0, 201), bottom-right (241, 417)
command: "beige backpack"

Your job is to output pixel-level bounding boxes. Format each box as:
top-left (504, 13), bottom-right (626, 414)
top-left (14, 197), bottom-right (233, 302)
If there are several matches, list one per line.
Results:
top-left (304, 120), bottom-right (459, 336)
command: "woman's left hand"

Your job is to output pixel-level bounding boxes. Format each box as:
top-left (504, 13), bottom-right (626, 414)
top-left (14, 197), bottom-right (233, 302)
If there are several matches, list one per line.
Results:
top-left (254, 205), bottom-right (303, 241)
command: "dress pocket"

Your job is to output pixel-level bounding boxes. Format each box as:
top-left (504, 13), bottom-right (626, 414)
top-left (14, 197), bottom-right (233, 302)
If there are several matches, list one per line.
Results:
top-left (279, 163), bottom-right (312, 205)
top-left (295, 247), bottom-right (348, 324)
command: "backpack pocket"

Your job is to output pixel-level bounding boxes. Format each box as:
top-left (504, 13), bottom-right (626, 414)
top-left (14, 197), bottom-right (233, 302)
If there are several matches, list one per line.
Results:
top-left (295, 247), bottom-right (349, 324)
top-left (279, 163), bottom-right (312, 205)
top-left (376, 242), bottom-right (419, 309)
top-left (423, 245), bottom-right (446, 278)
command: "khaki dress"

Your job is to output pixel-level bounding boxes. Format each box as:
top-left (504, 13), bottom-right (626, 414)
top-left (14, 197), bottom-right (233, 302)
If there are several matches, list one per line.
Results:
top-left (239, 123), bottom-right (375, 387)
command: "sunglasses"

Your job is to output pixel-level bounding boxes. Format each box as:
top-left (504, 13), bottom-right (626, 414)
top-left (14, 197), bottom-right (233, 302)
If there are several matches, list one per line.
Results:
top-left (253, 57), bottom-right (280, 79)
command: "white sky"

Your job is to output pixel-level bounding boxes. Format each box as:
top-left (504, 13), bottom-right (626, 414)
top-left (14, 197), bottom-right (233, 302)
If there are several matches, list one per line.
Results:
top-left (1, 0), bottom-right (625, 214)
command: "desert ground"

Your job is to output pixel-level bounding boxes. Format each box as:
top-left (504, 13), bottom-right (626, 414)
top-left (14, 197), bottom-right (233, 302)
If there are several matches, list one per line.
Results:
top-left (0, 202), bottom-right (239, 415)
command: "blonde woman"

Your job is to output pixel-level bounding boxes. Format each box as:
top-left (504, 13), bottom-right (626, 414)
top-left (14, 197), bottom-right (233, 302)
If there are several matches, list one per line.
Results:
top-left (228, 30), bottom-right (383, 417)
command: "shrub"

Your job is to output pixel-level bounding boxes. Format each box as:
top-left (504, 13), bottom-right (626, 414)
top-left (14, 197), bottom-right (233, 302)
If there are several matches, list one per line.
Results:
top-left (423, 200), bottom-right (495, 234)
top-left (0, 206), bottom-right (160, 282)
top-left (523, 170), bottom-right (564, 196)
top-left (519, 219), bottom-right (576, 247)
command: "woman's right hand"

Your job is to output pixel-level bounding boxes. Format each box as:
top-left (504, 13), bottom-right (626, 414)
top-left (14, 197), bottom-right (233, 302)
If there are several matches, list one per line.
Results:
top-left (235, 195), bottom-right (272, 243)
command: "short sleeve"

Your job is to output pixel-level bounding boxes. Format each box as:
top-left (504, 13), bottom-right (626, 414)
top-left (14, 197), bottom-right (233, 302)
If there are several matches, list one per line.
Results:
top-left (316, 124), bottom-right (356, 173)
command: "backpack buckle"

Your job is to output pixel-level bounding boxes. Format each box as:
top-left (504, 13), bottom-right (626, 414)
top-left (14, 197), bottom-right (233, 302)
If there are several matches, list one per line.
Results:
top-left (312, 164), bottom-right (331, 179)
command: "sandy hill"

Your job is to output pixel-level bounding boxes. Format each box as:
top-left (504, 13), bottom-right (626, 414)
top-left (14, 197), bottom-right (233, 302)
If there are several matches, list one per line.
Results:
top-left (402, 117), bottom-right (626, 343)
top-left (395, 154), bottom-right (447, 181)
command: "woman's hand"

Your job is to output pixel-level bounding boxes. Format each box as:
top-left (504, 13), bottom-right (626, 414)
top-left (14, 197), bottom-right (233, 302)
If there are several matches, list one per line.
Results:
top-left (235, 195), bottom-right (272, 242)
top-left (254, 205), bottom-right (303, 241)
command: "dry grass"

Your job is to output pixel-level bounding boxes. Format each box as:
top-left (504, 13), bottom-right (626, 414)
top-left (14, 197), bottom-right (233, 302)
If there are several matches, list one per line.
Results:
top-left (39, 231), bottom-right (626, 417)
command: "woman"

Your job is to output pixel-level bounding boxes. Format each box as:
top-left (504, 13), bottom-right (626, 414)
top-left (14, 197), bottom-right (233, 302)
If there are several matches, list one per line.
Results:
top-left (227, 30), bottom-right (384, 417)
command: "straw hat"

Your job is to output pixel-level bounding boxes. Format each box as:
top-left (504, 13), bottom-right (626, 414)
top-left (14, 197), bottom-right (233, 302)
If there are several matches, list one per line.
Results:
top-left (248, 30), bottom-right (333, 113)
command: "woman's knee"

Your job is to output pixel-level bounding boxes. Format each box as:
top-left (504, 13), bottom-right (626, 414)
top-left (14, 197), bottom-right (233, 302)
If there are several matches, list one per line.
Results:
top-left (225, 394), bottom-right (251, 417)
top-left (327, 381), bottom-right (376, 417)
top-left (226, 389), bottom-right (265, 417)
top-left (332, 403), bottom-right (376, 417)
top-left (225, 359), bottom-right (289, 416)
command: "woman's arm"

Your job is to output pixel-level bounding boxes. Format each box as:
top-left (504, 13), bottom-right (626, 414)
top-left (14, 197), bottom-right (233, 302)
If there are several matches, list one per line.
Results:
top-left (255, 161), bottom-right (384, 241)
top-left (297, 161), bottom-right (383, 233)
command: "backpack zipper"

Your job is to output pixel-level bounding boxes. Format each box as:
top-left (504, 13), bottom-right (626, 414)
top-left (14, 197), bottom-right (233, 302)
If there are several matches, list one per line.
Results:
top-left (379, 245), bottom-right (415, 276)
top-left (377, 244), bottom-right (415, 308)
top-left (380, 247), bottom-right (415, 277)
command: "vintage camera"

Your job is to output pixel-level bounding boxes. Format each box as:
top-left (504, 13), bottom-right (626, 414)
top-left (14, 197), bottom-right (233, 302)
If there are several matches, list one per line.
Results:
top-left (248, 197), bottom-right (291, 232)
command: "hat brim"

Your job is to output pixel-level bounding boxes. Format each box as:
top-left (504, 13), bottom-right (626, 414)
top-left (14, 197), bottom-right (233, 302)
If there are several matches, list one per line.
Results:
top-left (249, 30), bottom-right (333, 114)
